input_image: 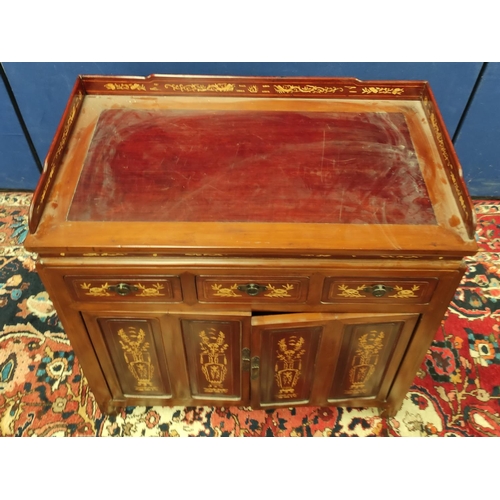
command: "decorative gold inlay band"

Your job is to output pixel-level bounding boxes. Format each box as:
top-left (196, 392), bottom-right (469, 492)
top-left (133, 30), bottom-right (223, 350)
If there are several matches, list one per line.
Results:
top-left (164, 83), bottom-right (236, 93)
top-left (100, 81), bottom-right (408, 97)
top-left (274, 84), bottom-right (343, 94)
top-left (38, 92), bottom-right (84, 211)
top-left (337, 284), bottom-right (420, 299)
top-left (80, 282), bottom-right (165, 297)
top-left (104, 83), bottom-right (147, 91)
top-left (211, 283), bottom-right (294, 298)
top-left (361, 87), bottom-right (404, 95)
top-left (429, 112), bottom-right (468, 215)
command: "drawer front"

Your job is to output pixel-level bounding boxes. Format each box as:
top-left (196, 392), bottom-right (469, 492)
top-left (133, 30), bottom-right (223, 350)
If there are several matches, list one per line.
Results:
top-left (66, 276), bottom-right (183, 302)
top-left (196, 276), bottom-right (310, 303)
top-left (322, 277), bottom-right (437, 304)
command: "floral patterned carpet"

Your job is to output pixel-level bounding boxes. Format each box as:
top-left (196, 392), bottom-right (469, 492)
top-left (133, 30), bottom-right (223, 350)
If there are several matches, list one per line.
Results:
top-left (1, 192), bottom-right (499, 436)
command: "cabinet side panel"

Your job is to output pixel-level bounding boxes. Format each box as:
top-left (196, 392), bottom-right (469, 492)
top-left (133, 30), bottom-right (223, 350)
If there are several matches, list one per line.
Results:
top-left (181, 319), bottom-right (242, 399)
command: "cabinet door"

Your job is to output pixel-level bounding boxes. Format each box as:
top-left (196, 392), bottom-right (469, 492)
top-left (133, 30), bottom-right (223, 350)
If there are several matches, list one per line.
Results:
top-left (84, 311), bottom-right (252, 408)
top-left (167, 313), bottom-right (251, 406)
top-left (250, 312), bottom-right (418, 409)
top-left (82, 313), bottom-right (174, 407)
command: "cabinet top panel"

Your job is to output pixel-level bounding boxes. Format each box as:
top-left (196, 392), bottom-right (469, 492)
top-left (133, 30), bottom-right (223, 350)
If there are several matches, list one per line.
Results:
top-left (25, 75), bottom-right (477, 257)
top-left (68, 106), bottom-right (435, 225)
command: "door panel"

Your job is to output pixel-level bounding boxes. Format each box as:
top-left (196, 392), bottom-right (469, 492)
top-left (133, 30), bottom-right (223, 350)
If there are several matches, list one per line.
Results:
top-left (251, 313), bottom-right (338, 407)
top-left (181, 318), bottom-right (245, 400)
top-left (82, 314), bottom-right (173, 405)
top-left (328, 316), bottom-right (418, 402)
top-left (258, 325), bottom-right (322, 405)
top-left (251, 312), bottom-right (419, 409)
top-left (97, 318), bottom-right (171, 397)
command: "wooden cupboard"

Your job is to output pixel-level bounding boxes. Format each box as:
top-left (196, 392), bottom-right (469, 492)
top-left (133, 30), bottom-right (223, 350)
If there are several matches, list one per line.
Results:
top-left (25, 75), bottom-right (477, 416)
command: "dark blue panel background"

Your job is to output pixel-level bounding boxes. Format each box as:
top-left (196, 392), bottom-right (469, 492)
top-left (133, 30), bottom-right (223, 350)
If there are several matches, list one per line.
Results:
top-left (0, 71), bottom-right (40, 190)
top-left (1, 62), bottom-right (484, 192)
top-left (454, 63), bottom-right (500, 198)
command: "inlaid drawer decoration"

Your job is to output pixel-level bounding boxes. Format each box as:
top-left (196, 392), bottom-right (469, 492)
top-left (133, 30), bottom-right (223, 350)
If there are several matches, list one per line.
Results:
top-left (322, 277), bottom-right (437, 304)
top-left (196, 276), bottom-right (310, 303)
top-left (65, 276), bottom-right (182, 302)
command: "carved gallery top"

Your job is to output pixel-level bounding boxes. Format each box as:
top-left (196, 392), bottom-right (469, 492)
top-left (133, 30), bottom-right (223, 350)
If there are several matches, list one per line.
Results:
top-left (26, 75), bottom-right (477, 258)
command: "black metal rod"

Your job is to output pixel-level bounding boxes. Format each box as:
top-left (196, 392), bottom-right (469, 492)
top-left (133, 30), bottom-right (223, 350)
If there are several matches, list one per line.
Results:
top-left (452, 62), bottom-right (489, 144)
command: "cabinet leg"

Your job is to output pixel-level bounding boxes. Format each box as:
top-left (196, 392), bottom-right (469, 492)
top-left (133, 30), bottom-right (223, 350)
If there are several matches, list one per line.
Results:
top-left (380, 404), bottom-right (400, 419)
top-left (105, 401), bottom-right (120, 416)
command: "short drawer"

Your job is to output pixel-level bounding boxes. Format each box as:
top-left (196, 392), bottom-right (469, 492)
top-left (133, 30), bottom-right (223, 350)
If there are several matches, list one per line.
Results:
top-left (196, 276), bottom-right (310, 303)
top-left (65, 276), bottom-right (183, 302)
top-left (322, 277), bottom-right (437, 304)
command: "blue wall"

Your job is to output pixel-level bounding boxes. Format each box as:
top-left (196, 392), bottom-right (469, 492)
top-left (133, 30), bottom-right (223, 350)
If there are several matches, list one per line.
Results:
top-left (454, 63), bottom-right (500, 197)
top-left (0, 67), bottom-right (40, 189)
top-left (1, 62), bottom-right (496, 197)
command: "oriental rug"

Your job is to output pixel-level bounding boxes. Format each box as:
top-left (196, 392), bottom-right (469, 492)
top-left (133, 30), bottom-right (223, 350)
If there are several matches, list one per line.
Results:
top-left (1, 192), bottom-right (499, 436)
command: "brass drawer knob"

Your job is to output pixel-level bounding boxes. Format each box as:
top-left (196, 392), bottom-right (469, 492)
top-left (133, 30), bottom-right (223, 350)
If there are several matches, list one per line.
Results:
top-left (363, 284), bottom-right (394, 298)
top-left (237, 283), bottom-right (268, 296)
top-left (108, 283), bottom-right (139, 296)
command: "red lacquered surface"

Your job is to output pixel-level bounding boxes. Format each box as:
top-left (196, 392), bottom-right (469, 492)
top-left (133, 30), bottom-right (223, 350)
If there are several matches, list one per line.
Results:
top-left (68, 108), bottom-right (436, 225)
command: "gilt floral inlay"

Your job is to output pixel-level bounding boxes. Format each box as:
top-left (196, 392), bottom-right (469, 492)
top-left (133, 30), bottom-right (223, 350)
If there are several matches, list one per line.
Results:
top-left (275, 336), bottom-right (306, 399)
top-left (37, 92), bottom-right (83, 212)
top-left (80, 282), bottom-right (165, 297)
top-left (389, 285), bottom-right (419, 299)
top-left (264, 284), bottom-right (294, 298)
top-left (117, 327), bottom-right (158, 392)
top-left (361, 87), bottom-right (404, 95)
top-left (429, 112), bottom-right (468, 215)
top-left (345, 331), bottom-right (385, 395)
top-left (274, 84), bottom-right (343, 95)
top-left (135, 283), bottom-right (165, 297)
top-left (211, 283), bottom-right (294, 298)
top-left (164, 83), bottom-right (236, 93)
top-left (337, 284), bottom-right (367, 298)
top-left (81, 282), bottom-right (111, 297)
top-left (104, 83), bottom-right (147, 91)
top-left (199, 329), bottom-right (229, 394)
top-left (337, 283), bottom-right (420, 299)
top-left (211, 284), bottom-right (242, 297)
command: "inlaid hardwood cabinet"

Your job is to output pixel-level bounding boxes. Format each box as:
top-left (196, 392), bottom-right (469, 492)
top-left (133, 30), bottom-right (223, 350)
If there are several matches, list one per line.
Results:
top-left (26, 75), bottom-right (477, 416)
